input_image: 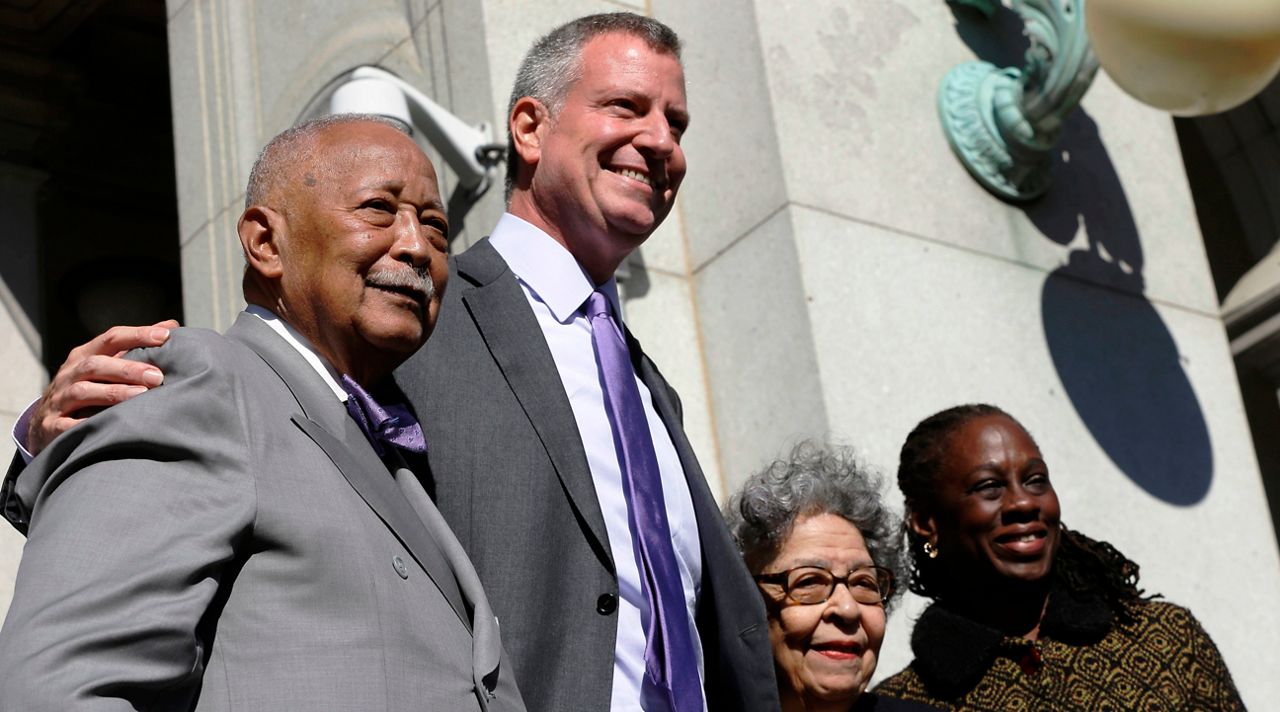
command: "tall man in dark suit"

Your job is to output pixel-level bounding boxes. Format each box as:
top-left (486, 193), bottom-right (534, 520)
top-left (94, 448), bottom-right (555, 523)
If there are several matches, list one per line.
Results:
top-left (6, 13), bottom-right (779, 712)
top-left (0, 115), bottom-right (524, 711)
top-left (399, 13), bottom-right (777, 712)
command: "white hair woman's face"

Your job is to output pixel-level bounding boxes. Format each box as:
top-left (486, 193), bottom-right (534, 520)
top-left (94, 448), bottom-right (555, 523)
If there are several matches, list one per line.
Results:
top-left (756, 513), bottom-right (887, 710)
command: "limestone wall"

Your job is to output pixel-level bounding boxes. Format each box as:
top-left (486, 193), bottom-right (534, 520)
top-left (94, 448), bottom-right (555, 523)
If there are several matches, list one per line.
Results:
top-left (2, 0), bottom-right (1266, 704)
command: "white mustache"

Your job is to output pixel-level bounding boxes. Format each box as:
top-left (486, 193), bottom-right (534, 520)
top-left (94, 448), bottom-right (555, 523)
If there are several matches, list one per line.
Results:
top-left (366, 268), bottom-right (435, 303)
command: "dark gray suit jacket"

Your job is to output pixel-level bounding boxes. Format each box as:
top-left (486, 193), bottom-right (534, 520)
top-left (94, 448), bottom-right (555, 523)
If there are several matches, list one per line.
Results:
top-left (397, 239), bottom-right (780, 711)
top-left (0, 314), bottom-right (524, 711)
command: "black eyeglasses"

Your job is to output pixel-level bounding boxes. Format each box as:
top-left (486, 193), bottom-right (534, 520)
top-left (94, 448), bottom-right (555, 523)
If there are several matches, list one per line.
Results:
top-left (754, 565), bottom-right (895, 606)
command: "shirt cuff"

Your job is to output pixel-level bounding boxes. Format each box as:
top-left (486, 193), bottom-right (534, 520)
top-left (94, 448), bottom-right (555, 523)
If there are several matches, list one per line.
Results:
top-left (12, 398), bottom-right (36, 465)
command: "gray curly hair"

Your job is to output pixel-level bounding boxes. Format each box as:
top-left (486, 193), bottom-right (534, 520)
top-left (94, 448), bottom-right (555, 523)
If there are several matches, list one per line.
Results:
top-left (724, 442), bottom-right (905, 609)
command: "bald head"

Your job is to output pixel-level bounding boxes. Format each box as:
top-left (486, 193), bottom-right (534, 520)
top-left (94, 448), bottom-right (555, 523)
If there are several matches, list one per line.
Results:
top-left (244, 113), bottom-right (409, 211)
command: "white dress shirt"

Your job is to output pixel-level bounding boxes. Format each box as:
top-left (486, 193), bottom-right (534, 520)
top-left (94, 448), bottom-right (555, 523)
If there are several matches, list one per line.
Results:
top-left (12, 406), bottom-right (34, 465)
top-left (243, 304), bottom-right (350, 402)
top-left (489, 213), bottom-right (705, 712)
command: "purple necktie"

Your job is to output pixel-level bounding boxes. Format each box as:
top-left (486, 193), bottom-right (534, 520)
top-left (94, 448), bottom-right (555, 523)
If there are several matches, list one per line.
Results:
top-left (585, 291), bottom-right (703, 712)
top-left (341, 374), bottom-right (427, 456)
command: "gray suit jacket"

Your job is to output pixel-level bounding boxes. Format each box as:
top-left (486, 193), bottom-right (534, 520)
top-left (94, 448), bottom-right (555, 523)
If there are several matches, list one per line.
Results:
top-left (0, 314), bottom-right (524, 712)
top-left (397, 239), bottom-right (780, 711)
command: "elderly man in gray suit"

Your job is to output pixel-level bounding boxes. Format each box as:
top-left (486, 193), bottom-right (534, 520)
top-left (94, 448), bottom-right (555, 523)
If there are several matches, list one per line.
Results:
top-left (6, 13), bottom-right (779, 712)
top-left (0, 115), bottom-right (524, 711)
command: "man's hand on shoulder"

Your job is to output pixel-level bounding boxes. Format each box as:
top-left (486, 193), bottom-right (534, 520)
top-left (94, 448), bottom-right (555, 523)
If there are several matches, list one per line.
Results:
top-left (28, 320), bottom-right (178, 456)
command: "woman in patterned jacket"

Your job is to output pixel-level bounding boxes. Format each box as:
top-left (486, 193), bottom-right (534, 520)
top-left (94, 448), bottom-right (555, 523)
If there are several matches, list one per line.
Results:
top-left (874, 404), bottom-right (1243, 711)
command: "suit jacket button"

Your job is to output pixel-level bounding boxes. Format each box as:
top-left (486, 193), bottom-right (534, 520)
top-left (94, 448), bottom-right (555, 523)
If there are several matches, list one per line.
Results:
top-left (596, 593), bottom-right (617, 615)
top-left (392, 555), bottom-right (409, 579)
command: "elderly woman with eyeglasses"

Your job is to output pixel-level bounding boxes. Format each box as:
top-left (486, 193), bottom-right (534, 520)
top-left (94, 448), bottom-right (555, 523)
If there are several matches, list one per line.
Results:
top-left (725, 443), bottom-right (939, 712)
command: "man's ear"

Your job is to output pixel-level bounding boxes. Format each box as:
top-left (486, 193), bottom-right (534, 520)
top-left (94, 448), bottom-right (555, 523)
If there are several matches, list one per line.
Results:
top-left (238, 206), bottom-right (285, 280)
top-left (509, 96), bottom-right (549, 170)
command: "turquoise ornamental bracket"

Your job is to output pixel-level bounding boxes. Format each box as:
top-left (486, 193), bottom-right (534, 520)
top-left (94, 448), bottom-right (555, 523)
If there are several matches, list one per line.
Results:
top-left (939, 0), bottom-right (1099, 201)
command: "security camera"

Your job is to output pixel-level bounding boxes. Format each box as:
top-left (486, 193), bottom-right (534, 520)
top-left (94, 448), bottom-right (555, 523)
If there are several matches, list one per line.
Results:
top-left (299, 65), bottom-right (505, 226)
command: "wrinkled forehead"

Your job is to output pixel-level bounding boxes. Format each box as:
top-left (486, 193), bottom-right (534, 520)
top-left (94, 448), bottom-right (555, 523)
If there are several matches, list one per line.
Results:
top-left (282, 122), bottom-right (439, 202)
top-left (317, 122), bottom-right (432, 170)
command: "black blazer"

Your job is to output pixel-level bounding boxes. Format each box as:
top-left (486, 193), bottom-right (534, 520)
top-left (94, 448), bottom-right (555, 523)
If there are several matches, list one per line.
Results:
top-left (396, 238), bottom-right (779, 711)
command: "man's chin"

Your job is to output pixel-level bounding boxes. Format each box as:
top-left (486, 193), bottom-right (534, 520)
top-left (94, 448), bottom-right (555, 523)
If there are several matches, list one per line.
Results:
top-left (601, 196), bottom-right (672, 235)
top-left (359, 321), bottom-right (429, 359)
top-left (605, 214), bottom-right (661, 245)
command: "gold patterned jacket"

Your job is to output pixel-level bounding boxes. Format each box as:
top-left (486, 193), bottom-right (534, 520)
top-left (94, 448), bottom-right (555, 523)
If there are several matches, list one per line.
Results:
top-left (873, 587), bottom-right (1243, 711)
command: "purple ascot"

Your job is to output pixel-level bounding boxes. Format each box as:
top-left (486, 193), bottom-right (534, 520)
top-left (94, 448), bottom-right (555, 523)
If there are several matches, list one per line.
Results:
top-left (340, 374), bottom-right (427, 456)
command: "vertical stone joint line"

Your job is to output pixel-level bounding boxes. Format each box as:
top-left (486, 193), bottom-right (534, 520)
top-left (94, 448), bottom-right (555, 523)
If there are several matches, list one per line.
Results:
top-left (193, 2), bottom-right (222, 331)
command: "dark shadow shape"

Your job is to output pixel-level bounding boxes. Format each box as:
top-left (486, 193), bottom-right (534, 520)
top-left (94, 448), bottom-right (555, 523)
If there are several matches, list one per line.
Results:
top-left (446, 187), bottom-right (475, 248)
top-left (621, 247), bottom-right (651, 302)
top-left (1025, 112), bottom-right (1148, 275)
top-left (1024, 110), bottom-right (1212, 505)
top-left (947, 0), bottom-right (1032, 71)
top-left (1042, 251), bottom-right (1213, 505)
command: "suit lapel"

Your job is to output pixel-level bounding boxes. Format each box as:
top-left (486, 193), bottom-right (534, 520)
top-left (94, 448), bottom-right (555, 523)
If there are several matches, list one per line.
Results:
top-left (454, 240), bottom-right (612, 565)
top-left (227, 314), bottom-right (472, 630)
top-left (630, 326), bottom-right (777, 705)
top-left (627, 328), bottom-right (718, 513)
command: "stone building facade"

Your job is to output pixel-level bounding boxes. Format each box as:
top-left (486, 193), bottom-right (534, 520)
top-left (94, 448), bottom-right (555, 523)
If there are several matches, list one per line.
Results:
top-left (1, 0), bottom-right (1277, 705)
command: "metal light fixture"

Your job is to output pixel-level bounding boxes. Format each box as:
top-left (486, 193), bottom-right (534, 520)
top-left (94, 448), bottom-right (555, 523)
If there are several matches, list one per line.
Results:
top-left (1087, 0), bottom-right (1280, 116)
top-left (940, 0), bottom-right (1280, 201)
top-left (939, 0), bottom-right (1095, 202)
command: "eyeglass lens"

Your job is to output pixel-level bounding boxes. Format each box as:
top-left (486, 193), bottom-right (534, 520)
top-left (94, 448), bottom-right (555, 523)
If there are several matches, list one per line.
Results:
top-left (785, 566), bottom-right (890, 605)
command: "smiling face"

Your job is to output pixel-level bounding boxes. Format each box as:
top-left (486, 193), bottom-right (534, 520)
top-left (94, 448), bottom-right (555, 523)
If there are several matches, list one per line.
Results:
top-left (508, 31), bottom-right (688, 283)
top-left (759, 513), bottom-right (886, 712)
top-left (271, 121), bottom-right (450, 382)
top-left (914, 414), bottom-right (1062, 587)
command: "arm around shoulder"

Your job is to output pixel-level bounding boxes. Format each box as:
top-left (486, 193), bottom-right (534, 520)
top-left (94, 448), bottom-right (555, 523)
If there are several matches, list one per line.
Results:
top-left (0, 329), bottom-right (256, 709)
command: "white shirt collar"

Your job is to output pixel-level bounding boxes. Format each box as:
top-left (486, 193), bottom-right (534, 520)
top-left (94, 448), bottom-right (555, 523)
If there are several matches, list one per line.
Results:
top-left (244, 304), bottom-right (348, 402)
top-left (488, 212), bottom-right (622, 324)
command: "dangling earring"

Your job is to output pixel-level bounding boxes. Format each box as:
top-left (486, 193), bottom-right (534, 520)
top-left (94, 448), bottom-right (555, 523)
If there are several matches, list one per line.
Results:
top-left (923, 541), bottom-right (938, 559)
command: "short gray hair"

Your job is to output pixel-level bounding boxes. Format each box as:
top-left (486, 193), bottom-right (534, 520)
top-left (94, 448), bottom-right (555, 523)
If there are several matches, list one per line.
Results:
top-left (244, 113), bottom-right (409, 210)
top-left (503, 12), bottom-right (682, 198)
top-left (725, 442), bottom-right (905, 609)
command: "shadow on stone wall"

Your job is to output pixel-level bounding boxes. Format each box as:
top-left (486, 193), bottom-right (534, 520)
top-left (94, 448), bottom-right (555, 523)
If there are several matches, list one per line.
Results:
top-left (1029, 112), bottom-right (1213, 505)
top-left (950, 3), bottom-right (1213, 504)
